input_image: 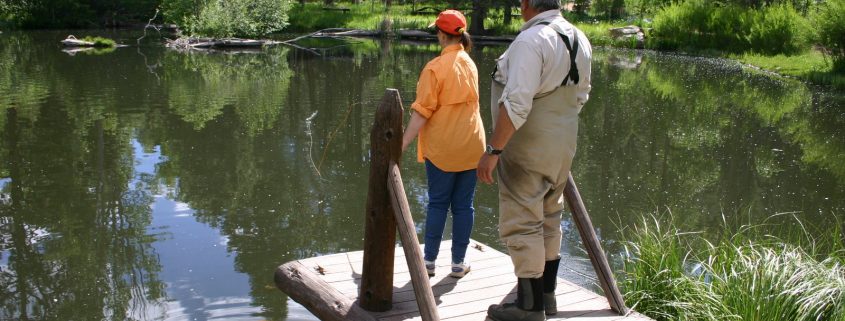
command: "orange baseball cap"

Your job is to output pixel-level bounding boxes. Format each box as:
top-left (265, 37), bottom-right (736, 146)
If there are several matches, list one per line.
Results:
top-left (428, 10), bottom-right (467, 36)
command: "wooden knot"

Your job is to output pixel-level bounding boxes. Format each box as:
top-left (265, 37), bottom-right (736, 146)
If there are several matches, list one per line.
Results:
top-left (288, 266), bottom-right (302, 279)
top-left (384, 128), bottom-right (394, 140)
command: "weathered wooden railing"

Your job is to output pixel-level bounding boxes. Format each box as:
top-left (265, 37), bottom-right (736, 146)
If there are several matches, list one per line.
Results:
top-left (387, 161), bottom-right (439, 321)
top-left (564, 173), bottom-right (628, 315)
top-left (275, 88), bottom-right (627, 320)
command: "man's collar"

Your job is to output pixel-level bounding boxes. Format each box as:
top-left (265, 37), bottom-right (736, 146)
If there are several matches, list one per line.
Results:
top-left (520, 10), bottom-right (563, 32)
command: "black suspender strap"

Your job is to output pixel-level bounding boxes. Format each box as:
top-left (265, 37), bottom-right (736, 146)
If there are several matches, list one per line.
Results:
top-left (538, 21), bottom-right (580, 86)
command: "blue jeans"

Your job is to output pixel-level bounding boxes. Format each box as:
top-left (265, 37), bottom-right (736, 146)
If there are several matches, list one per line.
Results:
top-left (423, 159), bottom-right (477, 264)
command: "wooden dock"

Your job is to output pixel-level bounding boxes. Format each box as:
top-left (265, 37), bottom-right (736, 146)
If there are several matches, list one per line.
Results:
top-left (279, 239), bottom-right (654, 321)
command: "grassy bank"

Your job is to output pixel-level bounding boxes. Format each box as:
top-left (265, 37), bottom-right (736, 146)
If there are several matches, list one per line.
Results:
top-left (285, 3), bottom-right (633, 47)
top-left (644, 0), bottom-right (845, 89)
top-left (285, 2), bottom-right (842, 89)
top-left (733, 51), bottom-right (845, 89)
top-left (620, 214), bottom-right (845, 321)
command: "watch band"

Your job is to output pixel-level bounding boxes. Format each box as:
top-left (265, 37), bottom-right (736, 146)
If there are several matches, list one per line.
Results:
top-left (486, 145), bottom-right (503, 155)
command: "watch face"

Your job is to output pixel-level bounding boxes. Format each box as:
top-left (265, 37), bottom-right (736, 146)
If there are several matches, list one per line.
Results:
top-left (486, 145), bottom-right (501, 155)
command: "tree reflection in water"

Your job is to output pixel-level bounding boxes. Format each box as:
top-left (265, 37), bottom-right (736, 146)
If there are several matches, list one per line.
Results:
top-left (0, 31), bottom-right (842, 320)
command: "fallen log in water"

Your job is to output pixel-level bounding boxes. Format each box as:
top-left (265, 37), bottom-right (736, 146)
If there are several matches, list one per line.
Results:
top-left (167, 37), bottom-right (268, 49)
top-left (394, 29), bottom-right (514, 43)
top-left (61, 35), bottom-right (95, 47)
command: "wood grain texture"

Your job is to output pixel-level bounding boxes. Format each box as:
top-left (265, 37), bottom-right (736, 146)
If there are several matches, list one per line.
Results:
top-left (275, 261), bottom-right (376, 321)
top-left (280, 240), bottom-right (653, 321)
top-left (564, 173), bottom-right (628, 315)
top-left (360, 89), bottom-right (404, 311)
top-left (387, 162), bottom-right (439, 321)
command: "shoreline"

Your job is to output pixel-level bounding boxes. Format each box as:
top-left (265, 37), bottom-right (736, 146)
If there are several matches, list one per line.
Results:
top-left (3, 26), bottom-right (839, 89)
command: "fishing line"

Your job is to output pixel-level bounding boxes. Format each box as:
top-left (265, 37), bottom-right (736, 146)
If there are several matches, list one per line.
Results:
top-left (305, 110), bottom-right (322, 179)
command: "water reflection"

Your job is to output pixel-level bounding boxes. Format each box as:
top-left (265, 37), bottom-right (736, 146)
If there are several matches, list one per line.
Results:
top-left (0, 31), bottom-right (842, 320)
top-left (0, 95), bottom-right (165, 320)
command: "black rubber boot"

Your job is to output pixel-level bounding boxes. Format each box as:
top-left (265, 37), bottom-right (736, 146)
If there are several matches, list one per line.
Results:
top-left (542, 258), bottom-right (561, 315)
top-left (487, 278), bottom-right (545, 321)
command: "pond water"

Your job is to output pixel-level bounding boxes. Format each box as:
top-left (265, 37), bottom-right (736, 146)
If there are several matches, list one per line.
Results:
top-left (0, 30), bottom-right (843, 320)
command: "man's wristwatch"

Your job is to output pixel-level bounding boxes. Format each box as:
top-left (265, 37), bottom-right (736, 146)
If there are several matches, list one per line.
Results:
top-left (485, 145), bottom-right (503, 155)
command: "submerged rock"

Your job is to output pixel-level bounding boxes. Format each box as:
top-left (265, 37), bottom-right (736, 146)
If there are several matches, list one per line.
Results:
top-left (609, 25), bottom-right (645, 49)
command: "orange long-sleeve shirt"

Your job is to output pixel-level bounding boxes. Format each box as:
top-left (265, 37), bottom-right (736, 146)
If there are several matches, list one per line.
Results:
top-left (411, 44), bottom-right (486, 172)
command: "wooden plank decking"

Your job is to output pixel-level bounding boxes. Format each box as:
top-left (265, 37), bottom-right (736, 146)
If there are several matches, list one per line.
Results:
top-left (289, 239), bottom-right (654, 321)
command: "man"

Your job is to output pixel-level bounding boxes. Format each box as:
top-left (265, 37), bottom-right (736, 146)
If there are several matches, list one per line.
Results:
top-left (477, 0), bottom-right (592, 320)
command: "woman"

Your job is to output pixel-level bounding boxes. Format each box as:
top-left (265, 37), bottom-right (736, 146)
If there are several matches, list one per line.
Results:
top-left (401, 9), bottom-right (485, 279)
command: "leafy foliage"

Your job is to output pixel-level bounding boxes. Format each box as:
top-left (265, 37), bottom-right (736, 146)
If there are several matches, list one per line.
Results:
top-left (650, 0), bottom-right (809, 54)
top-left (811, 0), bottom-right (845, 72)
top-left (182, 0), bottom-right (290, 38)
top-left (624, 0), bottom-right (674, 18)
top-left (592, 0), bottom-right (626, 19)
top-left (0, 0), bottom-right (157, 28)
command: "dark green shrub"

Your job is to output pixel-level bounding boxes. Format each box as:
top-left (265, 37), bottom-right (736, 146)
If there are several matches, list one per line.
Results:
top-left (285, 3), bottom-right (354, 32)
top-left (160, 0), bottom-right (197, 29)
top-left (748, 3), bottom-right (809, 55)
top-left (707, 3), bottom-right (753, 52)
top-left (649, 0), bottom-right (717, 50)
top-left (163, 0), bottom-right (290, 38)
top-left (812, 0), bottom-right (845, 72)
top-left (651, 0), bottom-right (810, 54)
top-left (625, 0), bottom-right (675, 19)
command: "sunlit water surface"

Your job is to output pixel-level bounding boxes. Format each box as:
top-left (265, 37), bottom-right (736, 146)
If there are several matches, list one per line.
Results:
top-left (0, 30), bottom-right (843, 320)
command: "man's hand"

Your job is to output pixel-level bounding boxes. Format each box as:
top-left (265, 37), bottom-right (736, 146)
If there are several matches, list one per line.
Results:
top-left (477, 153), bottom-right (499, 184)
top-left (478, 103), bottom-right (515, 185)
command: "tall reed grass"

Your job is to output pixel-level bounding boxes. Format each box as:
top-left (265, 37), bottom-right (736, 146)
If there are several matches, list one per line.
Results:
top-left (620, 214), bottom-right (845, 321)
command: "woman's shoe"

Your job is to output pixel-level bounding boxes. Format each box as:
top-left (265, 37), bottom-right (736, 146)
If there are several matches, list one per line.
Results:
top-left (425, 260), bottom-right (436, 277)
top-left (449, 261), bottom-right (471, 278)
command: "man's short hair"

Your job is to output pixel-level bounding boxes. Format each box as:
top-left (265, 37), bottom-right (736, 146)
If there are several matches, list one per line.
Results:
top-left (528, 0), bottom-right (561, 11)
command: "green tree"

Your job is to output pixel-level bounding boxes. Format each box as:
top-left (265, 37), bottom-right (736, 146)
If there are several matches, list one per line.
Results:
top-left (1, 0), bottom-right (157, 28)
top-left (574, 0), bottom-right (591, 14)
top-left (592, 0), bottom-right (626, 18)
top-left (471, 0), bottom-right (491, 34)
top-left (624, 0), bottom-right (673, 19)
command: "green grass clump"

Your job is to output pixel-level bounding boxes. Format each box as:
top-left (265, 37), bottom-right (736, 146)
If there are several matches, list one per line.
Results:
top-left (621, 217), bottom-right (733, 320)
top-left (82, 36), bottom-right (116, 47)
top-left (620, 214), bottom-right (845, 321)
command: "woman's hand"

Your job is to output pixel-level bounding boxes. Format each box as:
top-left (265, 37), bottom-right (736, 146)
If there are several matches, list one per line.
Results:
top-left (402, 111), bottom-right (427, 153)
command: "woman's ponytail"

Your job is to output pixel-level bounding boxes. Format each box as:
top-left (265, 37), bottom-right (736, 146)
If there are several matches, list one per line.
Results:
top-left (460, 31), bottom-right (473, 53)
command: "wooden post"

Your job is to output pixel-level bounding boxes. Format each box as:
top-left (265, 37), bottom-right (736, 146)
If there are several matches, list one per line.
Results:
top-left (387, 162), bottom-right (440, 321)
top-left (359, 89), bottom-right (404, 311)
top-left (563, 173), bottom-right (628, 315)
top-left (275, 261), bottom-right (377, 321)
